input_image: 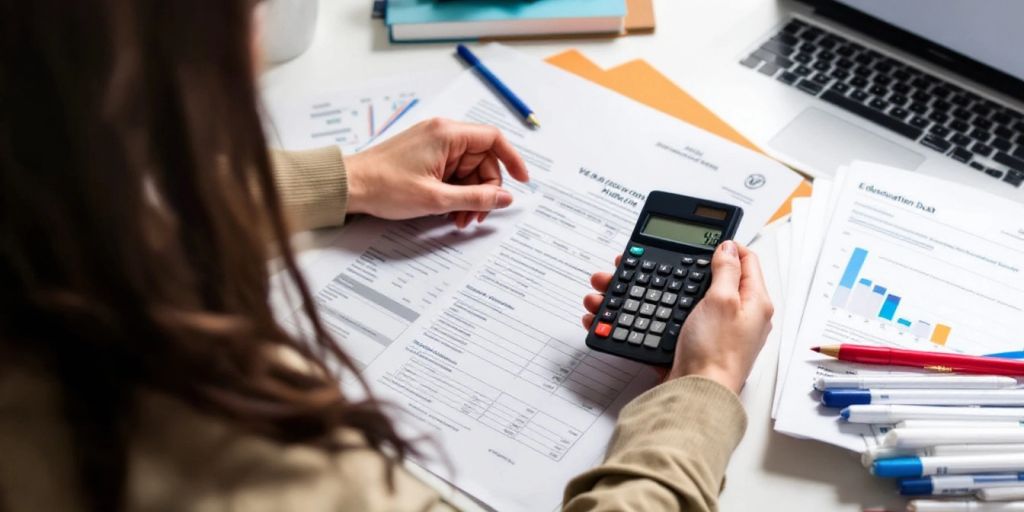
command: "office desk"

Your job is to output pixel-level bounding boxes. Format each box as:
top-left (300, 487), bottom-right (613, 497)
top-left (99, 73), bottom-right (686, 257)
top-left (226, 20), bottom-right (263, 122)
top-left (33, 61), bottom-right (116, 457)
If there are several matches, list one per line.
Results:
top-left (262, 1), bottom-right (905, 510)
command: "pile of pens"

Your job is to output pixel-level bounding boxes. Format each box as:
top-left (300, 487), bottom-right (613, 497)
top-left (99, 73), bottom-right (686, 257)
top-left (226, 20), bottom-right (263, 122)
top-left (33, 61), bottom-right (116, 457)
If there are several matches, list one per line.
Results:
top-left (815, 344), bottom-right (1024, 512)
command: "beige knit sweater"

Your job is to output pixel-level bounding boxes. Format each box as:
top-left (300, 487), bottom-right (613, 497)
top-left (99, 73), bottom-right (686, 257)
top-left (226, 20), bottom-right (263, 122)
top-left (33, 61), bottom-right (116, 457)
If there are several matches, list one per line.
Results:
top-left (0, 147), bottom-right (748, 512)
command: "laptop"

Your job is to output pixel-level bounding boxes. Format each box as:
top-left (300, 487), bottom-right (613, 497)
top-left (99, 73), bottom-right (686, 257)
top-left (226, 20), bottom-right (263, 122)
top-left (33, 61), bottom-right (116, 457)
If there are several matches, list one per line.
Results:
top-left (693, 0), bottom-right (1024, 200)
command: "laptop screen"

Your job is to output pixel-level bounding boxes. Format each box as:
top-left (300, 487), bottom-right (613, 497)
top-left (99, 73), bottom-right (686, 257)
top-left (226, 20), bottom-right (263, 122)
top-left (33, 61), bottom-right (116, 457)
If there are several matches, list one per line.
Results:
top-left (837, 0), bottom-right (1024, 82)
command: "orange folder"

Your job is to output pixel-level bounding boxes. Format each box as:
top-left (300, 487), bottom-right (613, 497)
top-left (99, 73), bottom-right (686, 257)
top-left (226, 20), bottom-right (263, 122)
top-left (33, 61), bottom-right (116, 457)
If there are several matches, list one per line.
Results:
top-left (544, 50), bottom-right (811, 223)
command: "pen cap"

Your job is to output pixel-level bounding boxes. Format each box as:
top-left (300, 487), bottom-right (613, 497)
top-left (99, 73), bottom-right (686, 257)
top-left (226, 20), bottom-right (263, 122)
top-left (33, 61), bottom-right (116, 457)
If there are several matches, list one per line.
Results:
top-left (899, 478), bottom-right (934, 496)
top-left (873, 457), bottom-right (924, 478)
top-left (822, 389), bottom-right (872, 408)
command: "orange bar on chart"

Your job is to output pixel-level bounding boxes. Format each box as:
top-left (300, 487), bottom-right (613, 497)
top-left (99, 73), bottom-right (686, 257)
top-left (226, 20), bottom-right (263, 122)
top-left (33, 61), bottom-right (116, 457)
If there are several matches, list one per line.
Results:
top-left (930, 324), bottom-right (952, 346)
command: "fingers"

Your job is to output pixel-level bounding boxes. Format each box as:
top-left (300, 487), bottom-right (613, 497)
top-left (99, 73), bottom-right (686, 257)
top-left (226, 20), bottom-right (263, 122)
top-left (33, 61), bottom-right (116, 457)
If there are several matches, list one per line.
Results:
top-left (590, 272), bottom-right (613, 293)
top-left (581, 313), bottom-right (595, 330)
top-left (583, 293), bottom-right (604, 314)
top-left (446, 121), bottom-right (529, 183)
top-left (435, 183), bottom-right (513, 214)
top-left (737, 246), bottom-right (774, 315)
top-left (707, 241), bottom-right (742, 300)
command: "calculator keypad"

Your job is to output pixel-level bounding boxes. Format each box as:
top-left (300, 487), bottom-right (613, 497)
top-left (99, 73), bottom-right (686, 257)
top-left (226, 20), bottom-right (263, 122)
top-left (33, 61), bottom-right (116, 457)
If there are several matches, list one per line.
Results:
top-left (591, 253), bottom-right (710, 358)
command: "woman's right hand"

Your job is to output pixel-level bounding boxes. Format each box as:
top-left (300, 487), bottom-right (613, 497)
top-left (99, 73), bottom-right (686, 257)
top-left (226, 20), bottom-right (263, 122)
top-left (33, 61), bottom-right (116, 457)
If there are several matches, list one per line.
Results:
top-left (583, 240), bottom-right (773, 394)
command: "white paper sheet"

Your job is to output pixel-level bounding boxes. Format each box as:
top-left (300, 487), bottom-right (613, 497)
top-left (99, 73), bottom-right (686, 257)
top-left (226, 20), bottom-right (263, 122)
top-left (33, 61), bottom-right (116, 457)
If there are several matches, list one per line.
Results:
top-left (774, 162), bottom-right (1024, 451)
top-left (285, 45), bottom-right (803, 511)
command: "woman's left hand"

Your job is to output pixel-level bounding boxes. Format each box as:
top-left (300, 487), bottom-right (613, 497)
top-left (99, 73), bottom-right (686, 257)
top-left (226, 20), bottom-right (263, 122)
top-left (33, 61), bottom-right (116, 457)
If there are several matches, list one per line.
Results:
top-left (343, 117), bottom-right (530, 228)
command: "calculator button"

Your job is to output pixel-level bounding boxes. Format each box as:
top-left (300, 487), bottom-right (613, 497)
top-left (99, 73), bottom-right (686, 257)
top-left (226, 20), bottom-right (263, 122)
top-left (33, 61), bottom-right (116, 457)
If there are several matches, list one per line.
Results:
top-left (661, 292), bottom-right (678, 305)
top-left (612, 327), bottom-right (629, 341)
top-left (663, 332), bottom-right (679, 351)
top-left (681, 256), bottom-right (695, 265)
top-left (623, 299), bottom-right (640, 313)
top-left (638, 303), bottom-right (656, 317)
top-left (611, 283), bottom-right (628, 295)
top-left (650, 276), bottom-right (667, 288)
top-left (649, 321), bottom-right (666, 335)
top-left (643, 334), bottom-right (661, 348)
top-left (629, 246), bottom-right (645, 256)
top-left (636, 273), bottom-right (651, 285)
top-left (678, 296), bottom-right (694, 308)
top-left (600, 310), bottom-right (617, 322)
top-left (618, 269), bottom-right (635, 281)
top-left (673, 268), bottom-right (688, 279)
top-left (618, 313), bottom-right (636, 327)
top-left (623, 256), bottom-right (639, 268)
top-left (655, 306), bottom-right (672, 320)
top-left (696, 258), bottom-right (710, 267)
top-left (688, 271), bottom-right (706, 282)
top-left (594, 322), bottom-right (613, 337)
top-left (627, 331), bottom-right (644, 345)
top-left (672, 309), bottom-right (688, 322)
top-left (644, 289), bottom-right (663, 302)
top-left (634, 317), bottom-right (651, 331)
top-left (668, 322), bottom-right (682, 338)
top-left (657, 264), bottom-right (673, 275)
top-left (667, 279), bottom-right (683, 292)
top-left (641, 260), bottom-right (657, 271)
top-left (629, 285), bottom-right (645, 298)
top-left (683, 283), bottom-right (700, 294)
top-left (606, 297), bottom-right (623, 310)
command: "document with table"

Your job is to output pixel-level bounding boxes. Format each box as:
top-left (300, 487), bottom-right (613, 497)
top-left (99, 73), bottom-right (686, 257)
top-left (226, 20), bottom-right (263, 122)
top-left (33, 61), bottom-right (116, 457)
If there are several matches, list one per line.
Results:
top-left (275, 45), bottom-right (803, 511)
top-left (774, 162), bottom-right (1024, 452)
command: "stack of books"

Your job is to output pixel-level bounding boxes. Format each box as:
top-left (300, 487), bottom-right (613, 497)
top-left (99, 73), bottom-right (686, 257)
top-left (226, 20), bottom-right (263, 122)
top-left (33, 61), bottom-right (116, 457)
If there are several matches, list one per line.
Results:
top-left (385, 0), bottom-right (629, 42)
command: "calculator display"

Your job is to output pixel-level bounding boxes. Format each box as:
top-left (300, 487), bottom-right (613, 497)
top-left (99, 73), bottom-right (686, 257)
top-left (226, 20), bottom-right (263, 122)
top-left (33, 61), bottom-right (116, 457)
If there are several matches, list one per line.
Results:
top-left (642, 215), bottom-right (722, 248)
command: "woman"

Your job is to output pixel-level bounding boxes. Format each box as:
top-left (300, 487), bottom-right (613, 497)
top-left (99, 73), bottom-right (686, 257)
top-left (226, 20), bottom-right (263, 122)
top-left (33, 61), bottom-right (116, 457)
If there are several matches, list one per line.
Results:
top-left (0, 1), bottom-right (773, 511)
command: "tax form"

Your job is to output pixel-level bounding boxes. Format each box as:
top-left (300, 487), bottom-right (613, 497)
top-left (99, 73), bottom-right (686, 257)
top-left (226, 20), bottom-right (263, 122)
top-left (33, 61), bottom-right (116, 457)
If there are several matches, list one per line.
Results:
top-left (289, 45), bottom-right (803, 511)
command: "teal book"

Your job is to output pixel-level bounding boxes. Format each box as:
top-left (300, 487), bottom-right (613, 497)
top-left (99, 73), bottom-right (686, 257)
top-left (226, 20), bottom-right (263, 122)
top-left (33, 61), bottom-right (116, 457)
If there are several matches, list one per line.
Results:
top-left (386, 0), bottom-right (627, 42)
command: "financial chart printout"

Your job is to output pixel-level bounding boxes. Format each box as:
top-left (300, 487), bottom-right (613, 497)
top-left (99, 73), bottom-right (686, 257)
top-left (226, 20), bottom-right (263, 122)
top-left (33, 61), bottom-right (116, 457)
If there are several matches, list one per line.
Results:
top-left (775, 164), bottom-right (1024, 451)
top-left (287, 45), bottom-right (802, 511)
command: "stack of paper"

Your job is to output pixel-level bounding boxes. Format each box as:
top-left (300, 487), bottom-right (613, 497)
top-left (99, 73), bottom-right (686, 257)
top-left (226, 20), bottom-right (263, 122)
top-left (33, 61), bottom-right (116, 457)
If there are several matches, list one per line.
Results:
top-left (772, 161), bottom-right (1024, 452)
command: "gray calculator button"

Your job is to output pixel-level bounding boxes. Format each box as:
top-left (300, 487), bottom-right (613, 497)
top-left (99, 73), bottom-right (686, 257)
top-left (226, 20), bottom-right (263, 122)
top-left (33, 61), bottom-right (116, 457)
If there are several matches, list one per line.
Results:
top-left (612, 283), bottom-right (628, 295)
top-left (684, 283), bottom-right (700, 294)
top-left (673, 309), bottom-right (688, 322)
top-left (618, 313), bottom-right (636, 327)
top-left (650, 320), bottom-right (666, 334)
top-left (627, 331), bottom-right (645, 345)
top-left (623, 299), bottom-right (641, 312)
top-left (655, 306), bottom-right (672, 320)
top-left (612, 327), bottom-right (629, 341)
top-left (643, 334), bottom-right (661, 348)
top-left (681, 256), bottom-right (695, 265)
top-left (696, 258), bottom-right (710, 267)
top-left (667, 279), bottom-right (683, 292)
top-left (634, 317), bottom-right (651, 331)
top-left (657, 264), bottom-right (672, 275)
top-left (641, 260), bottom-right (657, 271)
top-left (636, 272), bottom-right (651, 285)
top-left (618, 269), bottom-right (635, 281)
top-left (650, 275), bottom-right (667, 288)
top-left (607, 297), bottom-right (623, 310)
top-left (661, 292), bottom-right (678, 305)
top-left (600, 310), bottom-right (617, 322)
top-left (644, 289), bottom-right (663, 302)
top-left (673, 268), bottom-right (688, 279)
top-left (678, 296), bottom-right (694, 308)
top-left (688, 271), bottom-right (706, 282)
top-left (638, 303), bottom-right (656, 317)
top-left (629, 285), bottom-right (646, 298)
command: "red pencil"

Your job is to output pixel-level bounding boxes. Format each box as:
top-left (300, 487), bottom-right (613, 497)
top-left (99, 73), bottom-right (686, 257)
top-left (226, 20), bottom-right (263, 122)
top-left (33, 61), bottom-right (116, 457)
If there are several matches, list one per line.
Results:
top-left (812, 344), bottom-right (1024, 376)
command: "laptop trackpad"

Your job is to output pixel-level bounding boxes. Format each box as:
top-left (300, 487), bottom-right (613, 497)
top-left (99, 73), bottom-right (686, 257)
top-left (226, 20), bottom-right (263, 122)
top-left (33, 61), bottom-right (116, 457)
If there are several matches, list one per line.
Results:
top-left (768, 107), bottom-right (925, 175)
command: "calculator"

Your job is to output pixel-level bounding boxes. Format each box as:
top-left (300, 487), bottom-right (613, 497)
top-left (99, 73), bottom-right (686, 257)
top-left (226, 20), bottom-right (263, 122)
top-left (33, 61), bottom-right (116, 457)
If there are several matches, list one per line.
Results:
top-left (585, 191), bottom-right (743, 366)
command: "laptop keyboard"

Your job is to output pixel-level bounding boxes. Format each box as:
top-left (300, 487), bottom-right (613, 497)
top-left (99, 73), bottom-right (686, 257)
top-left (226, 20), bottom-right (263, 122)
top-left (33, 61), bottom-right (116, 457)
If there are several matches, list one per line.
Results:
top-left (741, 18), bottom-right (1024, 188)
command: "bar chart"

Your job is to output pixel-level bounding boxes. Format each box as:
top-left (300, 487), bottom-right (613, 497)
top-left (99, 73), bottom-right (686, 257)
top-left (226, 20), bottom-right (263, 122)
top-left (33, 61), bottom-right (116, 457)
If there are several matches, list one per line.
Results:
top-left (831, 247), bottom-right (953, 346)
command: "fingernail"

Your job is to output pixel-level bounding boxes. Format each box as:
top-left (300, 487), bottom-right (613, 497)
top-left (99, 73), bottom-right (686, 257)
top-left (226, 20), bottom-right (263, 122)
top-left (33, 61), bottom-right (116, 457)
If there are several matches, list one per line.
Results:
top-left (495, 190), bottom-right (513, 209)
top-left (721, 240), bottom-right (737, 257)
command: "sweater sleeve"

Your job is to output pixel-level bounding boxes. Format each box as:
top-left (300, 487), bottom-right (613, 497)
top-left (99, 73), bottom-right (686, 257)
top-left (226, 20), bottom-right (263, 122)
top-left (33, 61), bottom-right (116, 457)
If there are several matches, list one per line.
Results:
top-left (562, 376), bottom-right (747, 512)
top-left (269, 146), bottom-right (349, 232)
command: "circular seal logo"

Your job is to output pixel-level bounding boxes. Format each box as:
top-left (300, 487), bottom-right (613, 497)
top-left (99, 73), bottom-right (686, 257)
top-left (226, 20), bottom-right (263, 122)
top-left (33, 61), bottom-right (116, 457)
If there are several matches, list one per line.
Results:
top-left (744, 173), bottom-right (766, 190)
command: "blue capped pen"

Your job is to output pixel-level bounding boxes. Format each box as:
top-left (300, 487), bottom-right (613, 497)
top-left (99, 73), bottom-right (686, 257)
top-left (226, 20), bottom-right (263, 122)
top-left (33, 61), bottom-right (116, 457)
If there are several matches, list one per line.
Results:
top-left (456, 44), bottom-right (540, 128)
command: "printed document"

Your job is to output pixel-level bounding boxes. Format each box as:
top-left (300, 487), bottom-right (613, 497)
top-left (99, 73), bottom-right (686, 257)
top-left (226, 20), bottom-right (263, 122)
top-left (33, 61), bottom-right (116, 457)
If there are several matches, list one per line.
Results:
top-left (775, 162), bottom-right (1024, 451)
top-left (287, 45), bottom-right (803, 511)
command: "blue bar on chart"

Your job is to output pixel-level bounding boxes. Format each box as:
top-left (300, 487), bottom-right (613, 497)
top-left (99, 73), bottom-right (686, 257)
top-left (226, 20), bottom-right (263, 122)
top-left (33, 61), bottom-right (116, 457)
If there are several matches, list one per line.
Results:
top-left (832, 248), bottom-right (869, 308)
top-left (896, 318), bottom-right (912, 330)
top-left (879, 294), bottom-right (902, 320)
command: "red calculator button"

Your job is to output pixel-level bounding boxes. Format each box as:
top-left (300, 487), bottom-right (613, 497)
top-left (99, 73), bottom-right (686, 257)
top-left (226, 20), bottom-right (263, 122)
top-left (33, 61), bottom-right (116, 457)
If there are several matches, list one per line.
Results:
top-left (594, 322), bottom-right (613, 338)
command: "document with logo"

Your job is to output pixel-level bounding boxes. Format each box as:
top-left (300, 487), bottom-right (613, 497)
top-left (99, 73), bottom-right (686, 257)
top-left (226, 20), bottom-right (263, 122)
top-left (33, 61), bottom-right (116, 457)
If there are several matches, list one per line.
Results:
top-left (285, 45), bottom-right (802, 511)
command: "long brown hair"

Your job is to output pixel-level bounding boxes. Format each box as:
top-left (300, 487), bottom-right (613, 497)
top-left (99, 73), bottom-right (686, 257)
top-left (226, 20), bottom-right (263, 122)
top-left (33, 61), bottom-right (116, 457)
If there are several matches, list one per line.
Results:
top-left (0, 0), bottom-right (411, 510)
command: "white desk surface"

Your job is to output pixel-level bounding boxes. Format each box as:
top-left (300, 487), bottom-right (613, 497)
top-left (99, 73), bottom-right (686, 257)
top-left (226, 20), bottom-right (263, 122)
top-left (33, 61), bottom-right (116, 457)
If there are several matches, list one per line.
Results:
top-left (262, 1), bottom-right (906, 510)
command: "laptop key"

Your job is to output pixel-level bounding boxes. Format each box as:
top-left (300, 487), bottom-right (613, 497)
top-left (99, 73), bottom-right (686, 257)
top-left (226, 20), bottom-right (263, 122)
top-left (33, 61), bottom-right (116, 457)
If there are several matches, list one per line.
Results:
top-left (813, 73), bottom-right (831, 84)
top-left (986, 168), bottom-right (1004, 179)
top-left (830, 82), bottom-right (850, 94)
top-left (850, 89), bottom-right (869, 101)
top-left (950, 119), bottom-right (970, 133)
top-left (950, 147), bottom-right (972, 163)
top-left (972, 142), bottom-right (994, 157)
top-left (970, 129), bottom-right (992, 142)
top-left (777, 71), bottom-right (799, 85)
top-left (920, 134), bottom-right (952, 153)
top-left (820, 90), bottom-right (923, 140)
top-left (1005, 170), bottom-right (1024, 188)
top-left (793, 65), bottom-right (812, 76)
top-left (994, 152), bottom-right (1024, 171)
top-left (890, 107), bottom-right (910, 120)
top-left (951, 133), bottom-right (972, 147)
top-left (992, 138), bottom-right (1012, 152)
top-left (909, 102), bottom-right (928, 114)
top-left (970, 161), bottom-right (985, 171)
top-left (796, 79), bottom-right (824, 95)
top-left (910, 116), bottom-right (929, 129)
top-left (740, 56), bottom-right (762, 69)
top-left (929, 124), bottom-right (950, 137)
top-left (869, 98), bottom-right (888, 110)
top-left (759, 62), bottom-right (782, 76)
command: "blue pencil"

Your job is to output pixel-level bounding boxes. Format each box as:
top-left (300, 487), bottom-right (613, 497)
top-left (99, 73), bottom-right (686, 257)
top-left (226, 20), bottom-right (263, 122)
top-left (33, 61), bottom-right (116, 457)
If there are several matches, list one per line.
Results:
top-left (455, 44), bottom-right (540, 128)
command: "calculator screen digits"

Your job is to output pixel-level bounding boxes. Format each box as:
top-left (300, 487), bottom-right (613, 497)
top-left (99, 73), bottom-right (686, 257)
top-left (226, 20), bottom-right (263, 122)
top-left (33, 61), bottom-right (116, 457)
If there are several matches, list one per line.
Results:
top-left (641, 215), bottom-right (723, 249)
